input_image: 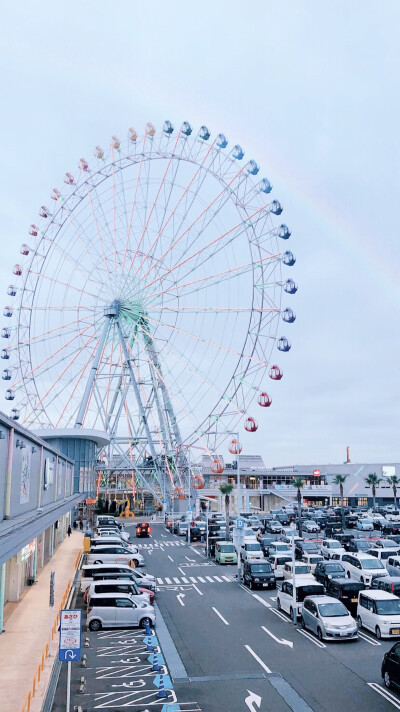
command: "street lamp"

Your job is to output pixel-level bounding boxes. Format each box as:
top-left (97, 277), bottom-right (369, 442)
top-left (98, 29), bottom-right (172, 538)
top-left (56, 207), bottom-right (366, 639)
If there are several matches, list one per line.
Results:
top-left (291, 521), bottom-right (297, 623)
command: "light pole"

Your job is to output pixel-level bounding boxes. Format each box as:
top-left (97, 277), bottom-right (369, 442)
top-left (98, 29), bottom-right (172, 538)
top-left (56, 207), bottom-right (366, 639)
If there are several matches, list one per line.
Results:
top-left (291, 522), bottom-right (297, 624)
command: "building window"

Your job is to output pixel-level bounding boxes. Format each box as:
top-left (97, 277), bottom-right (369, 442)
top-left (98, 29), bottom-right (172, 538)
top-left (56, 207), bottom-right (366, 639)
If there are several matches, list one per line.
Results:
top-left (332, 497), bottom-right (348, 507)
top-left (358, 497), bottom-right (368, 506)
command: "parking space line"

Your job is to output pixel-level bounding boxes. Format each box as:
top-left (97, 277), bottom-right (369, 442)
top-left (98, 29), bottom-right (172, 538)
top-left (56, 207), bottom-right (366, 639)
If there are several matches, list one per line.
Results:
top-left (213, 576), bottom-right (222, 582)
top-left (297, 629), bottom-right (326, 648)
top-left (367, 683), bottom-right (400, 709)
top-left (168, 555), bottom-right (174, 562)
top-left (189, 576), bottom-right (197, 583)
top-left (221, 576), bottom-right (231, 582)
top-left (244, 644), bottom-right (272, 674)
top-left (197, 576), bottom-right (206, 583)
top-left (212, 607), bottom-right (230, 625)
top-left (193, 584), bottom-right (203, 596)
top-left (358, 631), bottom-right (381, 646)
top-left (205, 576), bottom-right (214, 582)
top-left (252, 593), bottom-right (271, 608)
top-left (269, 609), bottom-right (291, 623)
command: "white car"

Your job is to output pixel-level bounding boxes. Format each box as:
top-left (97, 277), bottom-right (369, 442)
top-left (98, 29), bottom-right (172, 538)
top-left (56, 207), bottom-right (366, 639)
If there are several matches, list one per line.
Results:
top-left (356, 519), bottom-right (374, 531)
top-left (302, 520), bottom-right (321, 533)
top-left (282, 561), bottom-right (314, 580)
top-left (320, 539), bottom-right (346, 560)
top-left (240, 542), bottom-right (263, 562)
top-left (87, 593), bottom-right (155, 631)
top-left (341, 553), bottom-right (389, 586)
top-left (357, 590), bottom-right (400, 639)
top-left (269, 542), bottom-right (292, 556)
top-left (87, 545), bottom-right (144, 567)
top-left (277, 577), bottom-right (324, 620)
top-left (97, 528), bottom-right (130, 542)
top-left (301, 553), bottom-right (324, 573)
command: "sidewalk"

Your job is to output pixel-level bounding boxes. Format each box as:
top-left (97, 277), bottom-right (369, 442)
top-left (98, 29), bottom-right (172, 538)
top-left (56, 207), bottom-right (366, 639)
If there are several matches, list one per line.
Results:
top-left (0, 530), bottom-right (83, 712)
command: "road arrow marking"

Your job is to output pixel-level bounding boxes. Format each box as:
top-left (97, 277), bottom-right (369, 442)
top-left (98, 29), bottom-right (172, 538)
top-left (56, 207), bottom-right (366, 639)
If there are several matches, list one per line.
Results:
top-left (245, 690), bottom-right (262, 712)
top-left (177, 593), bottom-right (185, 606)
top-left (261, 625), bottom-right (293, 648)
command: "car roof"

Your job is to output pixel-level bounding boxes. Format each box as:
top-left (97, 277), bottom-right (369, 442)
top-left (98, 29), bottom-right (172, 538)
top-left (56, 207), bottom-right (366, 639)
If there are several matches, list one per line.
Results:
top-left (90, 592), bottom-right (133, 599)
top-left (361, 590), bottom-right (399, 600)
top-left (306, 595), bottom-right (342, 603)
top-left (285, 576), bottom-right (323, 585)
top-left (328, 577), bottom-right (362, 584)
top-left (91, 579), bottom-right (137, 585)
top-left (350, 553), bottom-right (382, 560)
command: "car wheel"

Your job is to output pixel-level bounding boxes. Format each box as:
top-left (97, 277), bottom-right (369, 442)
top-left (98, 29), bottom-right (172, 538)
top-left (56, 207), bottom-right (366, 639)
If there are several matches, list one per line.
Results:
top-left (317, 628), bottom-right (323, 641)
top-left (301, 616), bottom-right (306, 629)
top-left (277, 598), bottom-right (282, 611)
top-left (140, 617), bottom-right (150, 629)
top-left (376, 626), bottom-right (382, 640)
top-left (357, 615), bottom-right (362, 628)
top-left (89, 619), bottom-right (102, 631)
top-left (384, 671), bottom-right (392, 689)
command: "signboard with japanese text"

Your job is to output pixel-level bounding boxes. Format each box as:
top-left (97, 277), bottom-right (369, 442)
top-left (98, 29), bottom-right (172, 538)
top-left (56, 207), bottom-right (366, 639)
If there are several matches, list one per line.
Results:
top-left (59, 609), bottom-right (82, 662)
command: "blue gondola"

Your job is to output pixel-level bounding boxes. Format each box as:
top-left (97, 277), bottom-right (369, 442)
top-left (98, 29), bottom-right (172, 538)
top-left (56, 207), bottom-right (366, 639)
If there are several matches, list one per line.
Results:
top-left (3, 307), bottom-right (12, 317)
top-left (2, 369), bottom-right (11, 380)
top-left (7, 285), bottom-right (16, 297)
top-left (216, 133), bottom-right (228, 148)
top-left (284, 279), bottom-right (298, 294)
top-left (282, 251), bottom-right (296, 266)
top-left (199, 126), bottom-right (210, 140)
top-left (1, 328), bottom-right (10, 339)
top-left (1, 349), bottom-right (9, 360)
top-left (278, 224), bottom-right (291, 240)
top-left (232, 145), bottom-right (244, 160)
top-left (277, 337), bottom-right (291, 352)
top-left (270, 200), bottom-right (283, 215)
top-left (247, 160), bottom-right (259, 175)
top-left (260, 178), bottom-right (272, 194)
top-left (282, 308), bottom-right (296, 323)
top-left (181, 121), bottom-right (192, 136)
top-left (5, 389), bottom-right (14, 400)
top-left (11, 408), bottom-right (19, 420)
top-left (163, 120), bottom-right (174, 134)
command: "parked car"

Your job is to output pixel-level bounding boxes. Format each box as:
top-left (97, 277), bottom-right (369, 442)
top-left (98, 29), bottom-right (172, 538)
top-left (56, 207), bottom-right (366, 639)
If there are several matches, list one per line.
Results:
top-left (320, 539), bottom-right (346, 560)
top-left (314, 561), bottom-right (346, 587)
top-left (371, 576), bottom-right (400, 596)
top-left (367, 548), bottom-right (400, 564)
top-left (295, 541), bottom-right (319, 559)
top-left (346, 539), bottom-right (372, 554)
top-left (301, 595), bottom-right (358, 641)
top-left (97, 528), bottom-right (130, 542)
top-left (283, 561), bottom-right (314, 580)
top-left (268, 554), bottom-right (293, 579)
top-left (90, 572), bottom-right (155, 602)
top-left (85, 580), bottom-right (150, 606)
top-left (277, 578), bottom-right (325, 621)
top-left (87, 593), bottom-right (155, 631)
top-left (356, 519), bottom-right (374, 531)
top-left (373, 539), bottom-right (400, 549)
top-left (90, 537), bottom-right (139, 554)
top-left (87, 546), bottom-right (144, 567)
top-left (243, 560), bottom-right (276, 590)
top-left (325, 578), bottom-right (365, 616)
top-left (382, 642), bottom-right (400, 689)
top-left (80, 564), bottom-right (155, 593)
top-left (266, 521), bottom-right (283, 534)
top-left (258, 536), bottom-right (275, 555)
top-left (240, 542), bottom-right (263, 562)
top-left (215, 541), bottom-right (237, 564)
top-left (269, 542), bottom-right (292, 556)
top-left (341, 553), bottom-right (389, 586)
top-left (300, 554), bottom-right (324, 573)
top-left (136, 522), bottom-right (151, 537)
top-left (302, 520), bottom-right (321, 533)
top-left (357, 590), bottom-right (400, 639)
top-left (177, 522), bottom-right (189, 537)
top-left (386, 557), bottom-right (400, 577)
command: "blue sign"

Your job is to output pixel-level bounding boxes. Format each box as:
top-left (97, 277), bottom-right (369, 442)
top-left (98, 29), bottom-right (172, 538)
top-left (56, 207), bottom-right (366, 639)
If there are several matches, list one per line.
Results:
top-left (236, 518), bottom-right (245, 529)
top-left (187, 505), bottom-right (193, 512)
top-left (59, 609), bottom-right (82, 662)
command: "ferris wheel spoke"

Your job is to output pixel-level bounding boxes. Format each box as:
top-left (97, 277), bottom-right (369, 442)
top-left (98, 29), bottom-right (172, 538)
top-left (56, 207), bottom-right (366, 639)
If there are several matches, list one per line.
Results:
top-left (84, 178), bottom-right (112, 276)
top-left (15, 315), bottom-right (95, 351)
top-left (29, 269), bottom-right (101, 300)
top-left (42, 236), bottom-right (100, 286)
top-left (122, 132), bottom-right (148, 270)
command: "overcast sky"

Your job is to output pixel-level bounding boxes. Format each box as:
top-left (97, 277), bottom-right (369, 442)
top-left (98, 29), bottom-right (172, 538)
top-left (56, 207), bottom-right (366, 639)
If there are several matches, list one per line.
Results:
top-left (0, 1), bottom-right (399, 467)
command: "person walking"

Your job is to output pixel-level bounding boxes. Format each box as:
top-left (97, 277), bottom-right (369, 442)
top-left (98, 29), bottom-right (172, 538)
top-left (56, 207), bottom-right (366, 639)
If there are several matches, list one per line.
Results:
top-left (67, 525), bottom-right (72, 537)
top-left (79, 520), bottom-right (83, 531)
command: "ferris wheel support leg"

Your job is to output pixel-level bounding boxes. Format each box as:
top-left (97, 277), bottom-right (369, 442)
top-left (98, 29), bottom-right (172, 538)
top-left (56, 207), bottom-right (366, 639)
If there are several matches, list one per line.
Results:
top-left (75, 318), bottom-right (110, 428)
top-left (115, 320), bottom-right (166, 501)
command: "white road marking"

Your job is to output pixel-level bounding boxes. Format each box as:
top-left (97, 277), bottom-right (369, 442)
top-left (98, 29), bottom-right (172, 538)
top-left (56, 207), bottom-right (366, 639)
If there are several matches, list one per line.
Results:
top-left (297, 629), bottom-right (326, 648)
top-left (177, 593), bottom-right (185, 606)
top-left (245, 690), bottom-right (262, 712)
top-left (197, 577), bottom-right (206, 583)
top-left (205, 576), bottom-right (214, 582)
top-left (193, 584), bottom-right (203, 596)
top-left (367, 683), bottom-right (400, 709)
top-left (173, 577), bottom-right (180, 584)
top-left (213, 576), bottom-right (223, 582)
top-left (165, 577), bottom-right (172, 584)
top-left (358, 631), bottom-right (381, 646)
top-left (212, 607), bottom-right (229, 626)
top-left (190, 546), bottom-right (204, 557)
top-left (269, 609), bottom-right (291, 623)
top-left (157, 578), bottom-right (163, 585)
top-left (222, 576), bottom-right (231, 582)
top-left (181, 577), bottom-right (189, 583)
top-left (167, 556), bottom-right (174, 562)
top-left (244, 644), bottom-right (272, 674)
top-left (185, 556), bottom-right (196, 562)
top-left (189, 576), bottom-right (197, 583)
top-left (261, 625), bottom-right (293, 648)
top-left (269, 596), bottom-right (277, 601)
top-left (252, 594), bottom-right (271, 608)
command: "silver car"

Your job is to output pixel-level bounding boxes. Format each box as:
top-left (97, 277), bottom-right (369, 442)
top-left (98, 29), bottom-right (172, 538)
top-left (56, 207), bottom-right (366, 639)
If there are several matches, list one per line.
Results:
top-left (301, 595), bottom-right (358, 641)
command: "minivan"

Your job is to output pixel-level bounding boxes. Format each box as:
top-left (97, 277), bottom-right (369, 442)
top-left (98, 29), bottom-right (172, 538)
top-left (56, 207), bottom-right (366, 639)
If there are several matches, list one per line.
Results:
top-left (80, 564), bottom-right (155, 592)
top-left (87, 546), bottom-right (144, 567)
top-left (268, 554), bottom-right (292, 579)
top-left (97, 528), bottom-right (130, 542)
top-left (215, 541), bottom-right (237, 564)
top-left (87, 593), bottom-right (155, 631)
top-left (325, 578), bottom-right (365, 616)
top-left (341, 553), bottom-right (388, 586)
top-left (90, 537), bottom-right (138, 553)
top-left (86, 580), bottom-right (150, 606)
top-left (357, 590), bottom-right (400, 639)
top-left (386, 557), bottom-right (400, 577)
top-left (277, 577), bottom-right (325, 620)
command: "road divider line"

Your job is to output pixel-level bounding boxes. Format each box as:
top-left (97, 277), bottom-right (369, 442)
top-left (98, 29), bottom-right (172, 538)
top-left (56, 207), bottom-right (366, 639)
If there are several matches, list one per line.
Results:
top-left (193, 584), bottom-right (203, 596)
top-left (358, 631), bottom-right (381, 646)
top-left (297, 629), bottom-right (326, 648)
top-left (269, 609), bottom-right (291, 623)
top-left (261, 626), bottom-right (293, 648)
top-left (167, 556), bottom-right (174, 562)
top-left (244, 645), bottom-right (272, 674)
top-left (252, 594), bottom-right (271, 608)
top-left (212, 607), bottom-right (229, 626)
top-left (367, 683), bottom-right (400, 709)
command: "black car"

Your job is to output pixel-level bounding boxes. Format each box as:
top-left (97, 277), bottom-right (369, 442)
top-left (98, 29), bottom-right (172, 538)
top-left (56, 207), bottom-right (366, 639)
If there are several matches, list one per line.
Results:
top-left (325, 522), bottom-right (343, 537)
top-left (335, 533), bottom-right (355, 548)
top-left (314, 561), bottom-right (346, 586)
top-left (371, 576), bottom-right (400, 596)
top-left (326, 577), bottom-right (364, 616)
top-left (345, 515), bottom-right (358, 529)
top-left (382, 643), bottom-right (400, 690)
top-left (258, 536), bottom-right (275, 555)
top-left (387, 535), bottom-right (400, 545)
top-left (187, 526), bottom-right (202, 542)
top-left (346, 538), bottom-right (372, 553)
top-left (136, 522), bottom-right (151, 537)
top-left (265, 521), bottom-right (283, 534)
top-left (295, 541), bottom-right (319, 560)
top-left (243, 560), bottom-right (276, 590)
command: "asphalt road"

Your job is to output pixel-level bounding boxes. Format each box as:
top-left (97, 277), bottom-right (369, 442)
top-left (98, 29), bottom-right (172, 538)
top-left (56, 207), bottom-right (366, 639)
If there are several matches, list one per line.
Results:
top-left (51, 522), bottom-right (400, 712)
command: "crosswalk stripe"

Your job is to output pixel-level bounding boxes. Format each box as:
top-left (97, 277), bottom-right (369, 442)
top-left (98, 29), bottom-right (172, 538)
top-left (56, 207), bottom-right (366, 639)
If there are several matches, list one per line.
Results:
top-left (181, 577), bottom-right (189, 583)
top-left (221, 576), bottom-right (231, 582)
top-left (165, 577), bottom-right (172, 584)
top-left (214, 576), bottom-right (223, 582)
top-left (205, 576), bottom-right (214, 582)
top-left (173, 577), bottom-right (180, 584)
top-left (157, 578), bottom-right (163, 584)
top-left (189, 576), bottom-right (197, 583)
top-left (197, 577), bottom-right (206, 583)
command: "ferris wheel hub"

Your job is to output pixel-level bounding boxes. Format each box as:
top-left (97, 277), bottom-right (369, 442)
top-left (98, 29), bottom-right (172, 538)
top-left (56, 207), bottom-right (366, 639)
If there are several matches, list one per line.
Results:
top-left (103, 299), bottom-right (122, 318)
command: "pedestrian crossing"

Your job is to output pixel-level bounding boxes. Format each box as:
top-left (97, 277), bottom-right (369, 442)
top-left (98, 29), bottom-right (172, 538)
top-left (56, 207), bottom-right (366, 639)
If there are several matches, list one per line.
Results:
top-left (138, 540), bottom-right (187, 549)
top-left (156, 574), bottom-right (235, 586)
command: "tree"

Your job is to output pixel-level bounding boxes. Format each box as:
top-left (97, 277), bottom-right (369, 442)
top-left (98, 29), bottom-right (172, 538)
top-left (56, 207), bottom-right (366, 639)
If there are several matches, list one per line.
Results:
top-left (365, 472), bottom-right (382, 511)
top-left (332, 475), bottom-right (348, 531)
top-left (219, 483), bottom-right (234, 541)
top-left (292, 477), bottom-right (304, 537)
top-left (387, 475), bottom-right (399, 507)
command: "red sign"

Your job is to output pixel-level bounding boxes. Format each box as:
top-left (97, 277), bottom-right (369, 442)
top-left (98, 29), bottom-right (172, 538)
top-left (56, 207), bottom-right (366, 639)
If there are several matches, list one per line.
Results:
top-left (313, 469), bottom-right (320, 477)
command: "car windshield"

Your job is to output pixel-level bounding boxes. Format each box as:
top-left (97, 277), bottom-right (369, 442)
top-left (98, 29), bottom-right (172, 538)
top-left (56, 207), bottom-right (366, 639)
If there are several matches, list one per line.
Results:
top-left (295, 565), bottom-right (310, 573)
top-left (356, 541), bottom-right (371, 550)
top-left (274, 544), bottom-right (290, 550)
top-left (309, 557), bottom-right (323, 564)
top-left (327, 542), bottom-right (341, 548)
top-left (220, 545), bottom-right (235, 553)
top-left (382, 541), bottom-right (398, 548)
top-left (246, 544), bottom-right (261, 551)
top-left (325, 564), bottom-right (344, 572)
top-left (376, 599), bottom-right (400, 615)
top-left (361, 559), bottom-right (384, 569)
top-left (318, 602), bottom-right (348, 617)
top-left (251, 564), bottom-right (272, 573)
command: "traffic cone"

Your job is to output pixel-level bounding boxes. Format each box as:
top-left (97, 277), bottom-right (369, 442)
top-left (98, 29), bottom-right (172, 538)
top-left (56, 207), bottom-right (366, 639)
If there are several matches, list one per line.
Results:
top-left (145, 619), bottom-right (151, 636)
top-left (152, 651), bottom-right (160, 671)
top-left (157, 675), bottom-right (167, 699)
top-left (146, 637), bottom-right (154, 651)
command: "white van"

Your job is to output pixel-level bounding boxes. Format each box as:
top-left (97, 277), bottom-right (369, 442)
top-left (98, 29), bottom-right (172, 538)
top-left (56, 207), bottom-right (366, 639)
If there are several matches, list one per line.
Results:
top-left (367, 548), bottom-right (399, 566)
top-left (90, 537), bottom-right (138, 553)
top-left (87, 545), bottom-right (144, 567)
top-left (86, 580), bottom-right (150, 606)
top-left (341, 553), bottom-right (388, 586)
top-left (277, 577), bottom-right (325, 620)
top-left (97, 528), bottom-right (130, 542)
top-left (87, 593), bottom-right (155, 631)
top-left (282, 561), bottom-right (314, 580)
top-left (357, 590), bottom-right (400, 639)
top-left (268, 554), bottom-right (294, 580)
top-left (387, 557), bottom-right (400, 577)
top-left (80, 564), bottom-right (155, 592)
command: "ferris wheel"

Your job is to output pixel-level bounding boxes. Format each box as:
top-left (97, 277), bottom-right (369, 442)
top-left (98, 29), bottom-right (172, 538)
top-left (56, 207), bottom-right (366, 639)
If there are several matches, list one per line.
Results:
top-left (2, 120), bottom-right (296, 501)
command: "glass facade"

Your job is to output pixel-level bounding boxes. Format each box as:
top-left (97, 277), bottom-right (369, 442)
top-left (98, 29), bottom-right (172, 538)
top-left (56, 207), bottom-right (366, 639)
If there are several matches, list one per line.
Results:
top-left (41, 437), bottom-right (97, 494)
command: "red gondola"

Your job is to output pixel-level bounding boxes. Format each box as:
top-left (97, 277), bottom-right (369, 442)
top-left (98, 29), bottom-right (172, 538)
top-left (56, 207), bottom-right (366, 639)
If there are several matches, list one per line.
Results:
top-left (210, 458), bottom-right (224, 474)
top-left (228, 439), bottom-right (242, 454)
top-left (174, 487), bottom-right (185, 500)
top-left (64, 172), bottom-right (74, 185)
top-left (269, 365), bottom-right (282, 381)
top-left (20, 244), bottom-right (29, 256)
top-left (244, 417), bottom-right (258, 432)
top-left (192, 475), bottom-right (205, 489)
top-left (258, 392), bottom-right (272, 407)
top-left (13, 265), bottom-right (22, 276)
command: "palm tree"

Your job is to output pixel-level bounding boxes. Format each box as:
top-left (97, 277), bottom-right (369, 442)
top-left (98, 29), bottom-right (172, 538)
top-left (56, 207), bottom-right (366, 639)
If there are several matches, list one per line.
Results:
top-left (387, 475), bottom-right (399, 507)
top-left (365, 472), bottom-right (382, 511)
top-left (332, 474), bottom-right (348, 531)
top-left (292, 477), bottom-right (304, 537)
top-left (219, 483), bottom-right (234, 540)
